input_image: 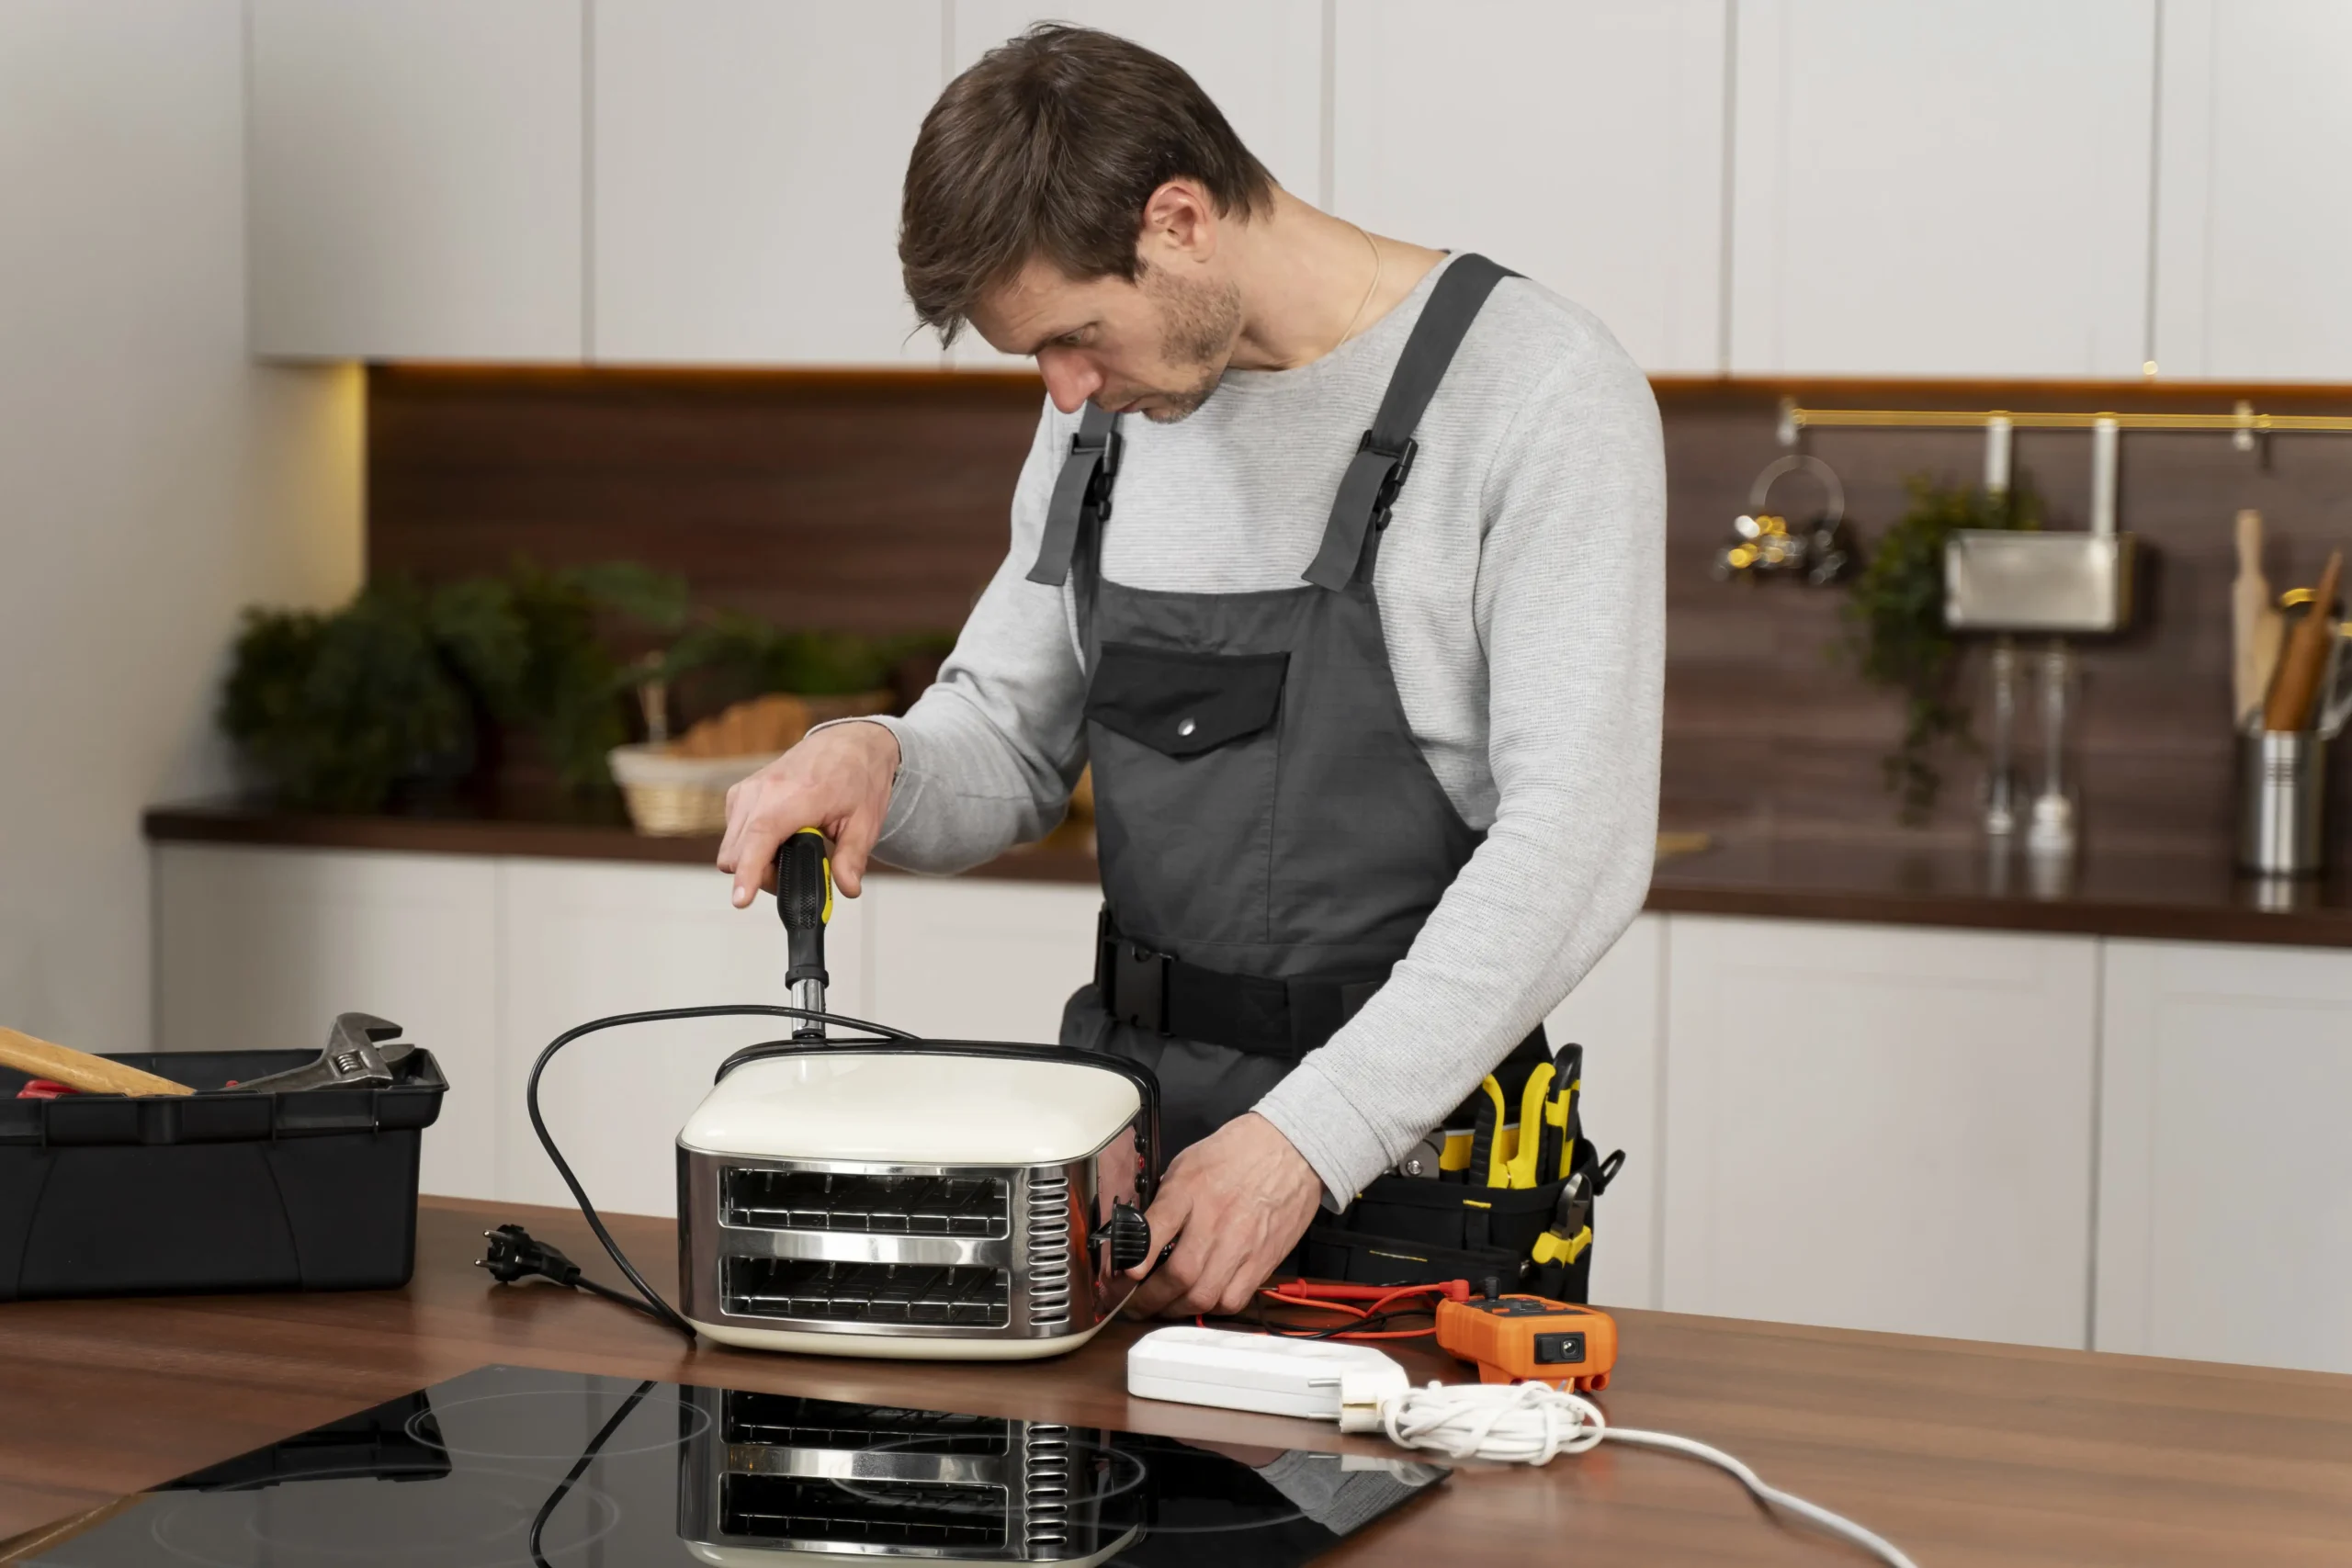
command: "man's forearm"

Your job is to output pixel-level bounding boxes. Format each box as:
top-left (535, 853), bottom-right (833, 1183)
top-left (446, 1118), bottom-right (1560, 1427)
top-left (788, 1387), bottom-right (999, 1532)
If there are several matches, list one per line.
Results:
top-left (828, 684), bottom-right (1076, 875)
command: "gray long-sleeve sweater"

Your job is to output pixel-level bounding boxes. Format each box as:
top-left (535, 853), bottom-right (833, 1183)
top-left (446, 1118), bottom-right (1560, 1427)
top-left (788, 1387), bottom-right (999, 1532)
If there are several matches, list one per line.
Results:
top-left (849, 255), bottom-right (1664, 1203)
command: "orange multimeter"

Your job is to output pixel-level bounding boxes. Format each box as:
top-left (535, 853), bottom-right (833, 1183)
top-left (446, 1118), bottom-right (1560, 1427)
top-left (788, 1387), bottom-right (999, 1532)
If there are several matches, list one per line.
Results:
top-left (1433, 1288), bottom-right (1617, 1393)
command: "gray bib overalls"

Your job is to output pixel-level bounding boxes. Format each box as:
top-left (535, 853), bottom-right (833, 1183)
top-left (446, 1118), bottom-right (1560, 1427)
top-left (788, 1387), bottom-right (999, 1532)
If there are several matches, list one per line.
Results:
top-left (1026, 254), bottom-right (1544, 1165)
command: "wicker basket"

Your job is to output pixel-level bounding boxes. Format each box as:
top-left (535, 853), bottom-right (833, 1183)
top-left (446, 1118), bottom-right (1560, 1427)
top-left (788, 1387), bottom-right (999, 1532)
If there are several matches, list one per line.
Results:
top-left (608, 688), bottom-right (894, 836)
top-left (607, 748), bottom-right (772, 836)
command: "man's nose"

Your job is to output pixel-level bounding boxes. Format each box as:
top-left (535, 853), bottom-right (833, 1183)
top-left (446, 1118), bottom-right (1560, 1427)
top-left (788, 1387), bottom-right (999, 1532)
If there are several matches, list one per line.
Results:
top-left (1037, 351), bottom-right (1103, 415)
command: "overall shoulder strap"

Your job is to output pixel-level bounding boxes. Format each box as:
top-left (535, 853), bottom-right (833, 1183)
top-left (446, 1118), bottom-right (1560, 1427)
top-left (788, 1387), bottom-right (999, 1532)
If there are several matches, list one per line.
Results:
top-left (1304, 254), bottom-right (1517, 592)
top-left (1026, 402), bottom-right (1124, 588)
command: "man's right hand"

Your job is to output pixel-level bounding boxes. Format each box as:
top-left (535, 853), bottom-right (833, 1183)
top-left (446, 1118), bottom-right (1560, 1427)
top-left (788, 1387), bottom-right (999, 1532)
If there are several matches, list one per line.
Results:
top-left (718, 721), bottom-right (901, 908)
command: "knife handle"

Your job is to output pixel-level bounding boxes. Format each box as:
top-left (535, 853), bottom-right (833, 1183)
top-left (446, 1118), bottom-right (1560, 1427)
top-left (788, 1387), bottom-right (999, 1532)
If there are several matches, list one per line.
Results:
top-left (0, 1027), bottom-right (193, 1097)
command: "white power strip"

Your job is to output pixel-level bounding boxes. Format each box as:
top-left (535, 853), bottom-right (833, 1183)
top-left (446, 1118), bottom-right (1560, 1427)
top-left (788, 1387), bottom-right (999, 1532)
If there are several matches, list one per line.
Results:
top-left (1125, 1327), bottom-right (1918, 1568)
top-left (1125, 1325), bottom-right (1409, 1420)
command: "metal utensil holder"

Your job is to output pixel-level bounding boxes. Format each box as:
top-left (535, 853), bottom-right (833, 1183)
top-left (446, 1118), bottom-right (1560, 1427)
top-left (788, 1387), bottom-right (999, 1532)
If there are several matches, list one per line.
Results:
top-left (2238, 618), bottom-right (2352, 877)
top-left (2240, 731), bottom-right (2326, 876)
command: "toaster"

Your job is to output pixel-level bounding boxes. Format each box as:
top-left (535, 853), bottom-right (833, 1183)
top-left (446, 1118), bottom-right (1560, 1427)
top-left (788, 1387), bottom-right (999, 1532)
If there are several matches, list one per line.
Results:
top-left (519, 829), bottom-right (1160, 1359)
top-left (676, 1038), bottom-right (1159, 1358)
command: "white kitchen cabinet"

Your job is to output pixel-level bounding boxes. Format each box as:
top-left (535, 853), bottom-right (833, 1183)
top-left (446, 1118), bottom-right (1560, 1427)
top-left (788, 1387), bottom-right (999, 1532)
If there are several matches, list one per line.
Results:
top-left (152, 844), bottom-right (502, 1203)
top-left (950, 2), bottom-right (1321, 206)
top-left (2097, 940), bottom-right (2352, 1374)
top-left (862, 873), bottom-right (1102, 1043)
top-left (2151, 1), bottom-right (2352, 380)
top-left (497, 858), bottom-right (870, 1219)
top-left (1728, 0), bottom-right (2155, 377)
top-left (592, 1), bottom-right (945, 366)
top-left (1544, 913), bottom-right (1666, 1311)
top-left (1662, 915), bottom-right (2098, 1347)
top-left (1332, 1), bottom-right (1727, 375)
top-left (944, 1), bottom-right (1323, 368)
top-left (246, 0), bottom-right (585, 361)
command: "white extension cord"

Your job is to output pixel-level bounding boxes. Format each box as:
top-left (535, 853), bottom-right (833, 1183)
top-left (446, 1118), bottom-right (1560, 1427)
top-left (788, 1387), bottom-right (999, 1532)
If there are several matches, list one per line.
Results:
top-left (1128, 1328), bottom-right (1918, 1568)
top-left (1342, 1381), bottom-right (1918, 1568)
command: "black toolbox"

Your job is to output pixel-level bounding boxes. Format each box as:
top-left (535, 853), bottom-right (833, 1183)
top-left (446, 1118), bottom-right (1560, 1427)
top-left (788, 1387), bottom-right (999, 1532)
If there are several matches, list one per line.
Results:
top-left (0, 1049), bottom-right (446, 1302)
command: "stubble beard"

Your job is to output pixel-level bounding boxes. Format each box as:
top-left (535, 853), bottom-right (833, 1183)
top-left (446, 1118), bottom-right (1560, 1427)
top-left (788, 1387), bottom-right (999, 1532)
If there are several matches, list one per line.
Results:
top-left (1136, 265), bottom-right (1241, 424)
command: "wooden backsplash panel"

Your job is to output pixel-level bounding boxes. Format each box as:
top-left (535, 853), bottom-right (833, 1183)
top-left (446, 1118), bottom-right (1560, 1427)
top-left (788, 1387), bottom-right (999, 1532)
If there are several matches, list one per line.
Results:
top-left (368, 367), bottom-right (1043, 637)
top-left (368, 367), bottom-right (2352, 855)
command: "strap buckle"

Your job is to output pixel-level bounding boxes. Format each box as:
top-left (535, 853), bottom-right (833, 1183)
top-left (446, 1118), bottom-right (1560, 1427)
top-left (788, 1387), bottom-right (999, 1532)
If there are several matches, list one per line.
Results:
top-left (1110, 942), bottom-right (1170, 1033)
top-left (1097, 909), bottom-right (1170, 1033)
top-left (1071, 421), bottom-right (1125, 525)
top-left (1357, 432), bottom-right (1419, 531)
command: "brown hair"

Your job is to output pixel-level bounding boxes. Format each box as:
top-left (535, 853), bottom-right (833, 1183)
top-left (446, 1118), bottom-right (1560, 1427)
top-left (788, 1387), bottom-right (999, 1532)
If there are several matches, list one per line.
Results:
top-left (900, 25), bottom-right (1276, 344)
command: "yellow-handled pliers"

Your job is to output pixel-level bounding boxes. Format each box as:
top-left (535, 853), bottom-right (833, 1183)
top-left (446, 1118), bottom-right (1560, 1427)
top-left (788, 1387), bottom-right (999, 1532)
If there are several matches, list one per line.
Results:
top-left (1501, 1062), bottom-right (1556, 1190)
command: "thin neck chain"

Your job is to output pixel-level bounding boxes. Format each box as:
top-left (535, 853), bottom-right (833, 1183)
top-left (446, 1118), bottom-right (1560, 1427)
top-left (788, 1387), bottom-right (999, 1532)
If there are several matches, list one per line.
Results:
top-left (1330, 223), bottom-right (1384, 356)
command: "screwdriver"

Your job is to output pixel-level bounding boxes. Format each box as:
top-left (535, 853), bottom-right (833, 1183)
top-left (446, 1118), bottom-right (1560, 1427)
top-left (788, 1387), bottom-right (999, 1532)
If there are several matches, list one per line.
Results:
top-left (775, 828), bottom-right (832, 1041)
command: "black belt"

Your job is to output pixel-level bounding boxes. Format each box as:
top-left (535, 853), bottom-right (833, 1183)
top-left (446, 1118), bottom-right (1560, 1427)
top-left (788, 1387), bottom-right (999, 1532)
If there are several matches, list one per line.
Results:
top-left (1095, 911), bottom-right (1390, 1060)
top-left (1093, 910), bottom-right (1551, 1098)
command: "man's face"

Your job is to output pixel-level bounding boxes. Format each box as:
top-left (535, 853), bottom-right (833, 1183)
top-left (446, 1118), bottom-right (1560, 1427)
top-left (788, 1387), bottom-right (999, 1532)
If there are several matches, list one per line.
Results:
top-left (967, 255), bottom-right (1241, 424)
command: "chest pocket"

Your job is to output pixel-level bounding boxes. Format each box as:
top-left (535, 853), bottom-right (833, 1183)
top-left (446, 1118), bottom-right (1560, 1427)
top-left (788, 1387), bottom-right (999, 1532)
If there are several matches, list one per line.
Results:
top-left (1084, 642), bottom-right (1289, 948)
top-left (1085, 643), bottom-right (1288, 757)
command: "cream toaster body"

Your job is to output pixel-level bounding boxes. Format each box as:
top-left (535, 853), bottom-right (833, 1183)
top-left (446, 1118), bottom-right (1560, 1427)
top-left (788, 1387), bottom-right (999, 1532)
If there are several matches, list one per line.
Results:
top-left (677, 1042), bottom-right (1160, 1359)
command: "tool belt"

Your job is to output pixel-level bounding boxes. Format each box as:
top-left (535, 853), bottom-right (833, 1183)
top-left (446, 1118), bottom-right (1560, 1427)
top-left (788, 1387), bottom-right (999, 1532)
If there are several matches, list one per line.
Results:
top-left (1096, 911), bottom-right (1623, 1302)
top-left (1300, 1042), bottom-right (1623, 1304)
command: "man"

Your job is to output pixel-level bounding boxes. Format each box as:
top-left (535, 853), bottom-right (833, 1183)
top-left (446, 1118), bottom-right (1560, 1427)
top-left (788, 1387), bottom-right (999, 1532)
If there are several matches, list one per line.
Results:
top-left (718, 25), bottom-right (1662, 1318)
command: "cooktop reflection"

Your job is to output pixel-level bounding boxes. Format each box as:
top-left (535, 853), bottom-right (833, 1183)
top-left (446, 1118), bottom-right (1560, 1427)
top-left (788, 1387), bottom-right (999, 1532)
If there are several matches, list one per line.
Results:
top-left (29, 1364), bottom-right (1446, 1566)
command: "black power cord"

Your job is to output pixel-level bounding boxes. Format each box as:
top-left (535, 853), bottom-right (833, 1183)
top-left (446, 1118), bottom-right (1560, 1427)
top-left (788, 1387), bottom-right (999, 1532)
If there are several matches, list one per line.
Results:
top-left (482, 1002), bottom-right (920, 1342)
top-left (528, 1379), bottom-right (654, 1567)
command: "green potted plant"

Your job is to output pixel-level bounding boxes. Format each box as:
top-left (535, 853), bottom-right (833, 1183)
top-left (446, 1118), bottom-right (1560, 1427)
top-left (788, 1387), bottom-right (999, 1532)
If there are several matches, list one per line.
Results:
top-left (1838, 476), bottom-right (2040, 821)
top-left (220, 562), bottom-right (688, 814)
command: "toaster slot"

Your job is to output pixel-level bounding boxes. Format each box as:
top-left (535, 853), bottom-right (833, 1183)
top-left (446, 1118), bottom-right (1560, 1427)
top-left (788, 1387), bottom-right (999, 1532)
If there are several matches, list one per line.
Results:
top-left (721, 1472), bottom-right (1007, 1551)
top-left (722, 1169), bottom-right (1012, 1238)
top-left (722, 1256), bottom-right (1012, 1327)
top-left (721, 1393), bottom-right (1008, 1454)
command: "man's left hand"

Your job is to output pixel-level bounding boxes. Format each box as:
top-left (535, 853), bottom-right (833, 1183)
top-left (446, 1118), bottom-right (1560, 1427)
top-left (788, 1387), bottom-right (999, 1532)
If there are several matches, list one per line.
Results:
top-left (1127, 1112), bottom-right (1324, 1317)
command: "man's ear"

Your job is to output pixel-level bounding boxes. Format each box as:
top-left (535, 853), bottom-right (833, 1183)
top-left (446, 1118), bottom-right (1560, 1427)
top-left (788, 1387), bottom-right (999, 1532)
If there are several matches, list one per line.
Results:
top-left (1137, 178), bottom-right (1219, 266)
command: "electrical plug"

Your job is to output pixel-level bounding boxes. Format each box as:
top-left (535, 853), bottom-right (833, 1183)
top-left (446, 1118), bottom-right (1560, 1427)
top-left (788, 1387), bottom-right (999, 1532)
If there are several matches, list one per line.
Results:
top-left (478, 1224), bottom-right (584, 1289)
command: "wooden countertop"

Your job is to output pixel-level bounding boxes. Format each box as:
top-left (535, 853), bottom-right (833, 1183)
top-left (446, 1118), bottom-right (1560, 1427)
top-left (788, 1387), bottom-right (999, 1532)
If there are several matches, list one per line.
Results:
top-left (4, 1198), bottom-right (2350, 1564)
top-left (1643, 828), bottom-right (2352, 948)
top-left (149, 800), bottom-right (2352, 948)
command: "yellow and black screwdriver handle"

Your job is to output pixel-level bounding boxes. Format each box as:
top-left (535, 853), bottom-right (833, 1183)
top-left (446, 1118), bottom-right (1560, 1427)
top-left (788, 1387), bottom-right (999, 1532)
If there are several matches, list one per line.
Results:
top-left (774, 828), bottom-right (832, 1040)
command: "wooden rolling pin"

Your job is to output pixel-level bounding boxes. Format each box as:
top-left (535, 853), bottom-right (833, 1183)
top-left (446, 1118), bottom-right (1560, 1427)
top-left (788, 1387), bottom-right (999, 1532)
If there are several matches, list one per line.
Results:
top-left (2233, 510), bottom-right (2284, 720)
top-left (0, 1027), bottom-right (192, 1096)
top-left (2263, 549), bottom-right (2344, 732)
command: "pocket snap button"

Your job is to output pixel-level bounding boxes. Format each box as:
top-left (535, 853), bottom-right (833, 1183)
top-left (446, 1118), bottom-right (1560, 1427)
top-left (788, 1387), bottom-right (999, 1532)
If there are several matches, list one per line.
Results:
top-left (1176, 717), bottom-right (1197, 738)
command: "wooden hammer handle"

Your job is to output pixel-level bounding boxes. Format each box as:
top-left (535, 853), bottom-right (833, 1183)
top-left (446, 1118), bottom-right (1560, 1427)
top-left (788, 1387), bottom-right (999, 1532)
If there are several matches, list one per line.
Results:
top-left (0, 1027), bottom-right (193, 1097)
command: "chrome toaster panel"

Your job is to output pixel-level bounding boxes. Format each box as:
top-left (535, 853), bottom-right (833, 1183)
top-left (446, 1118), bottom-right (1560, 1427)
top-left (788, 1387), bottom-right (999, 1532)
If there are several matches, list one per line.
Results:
top-left (675, 1385), bottom-right (1137, 1562)
top-left (677, 1115), bottom-right (1148, 1345)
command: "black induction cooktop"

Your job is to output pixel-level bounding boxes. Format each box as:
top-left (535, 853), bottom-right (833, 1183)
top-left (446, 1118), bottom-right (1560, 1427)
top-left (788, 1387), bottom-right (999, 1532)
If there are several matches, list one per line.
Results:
top-left (27, 1364), bottom-right (1447, 1566)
